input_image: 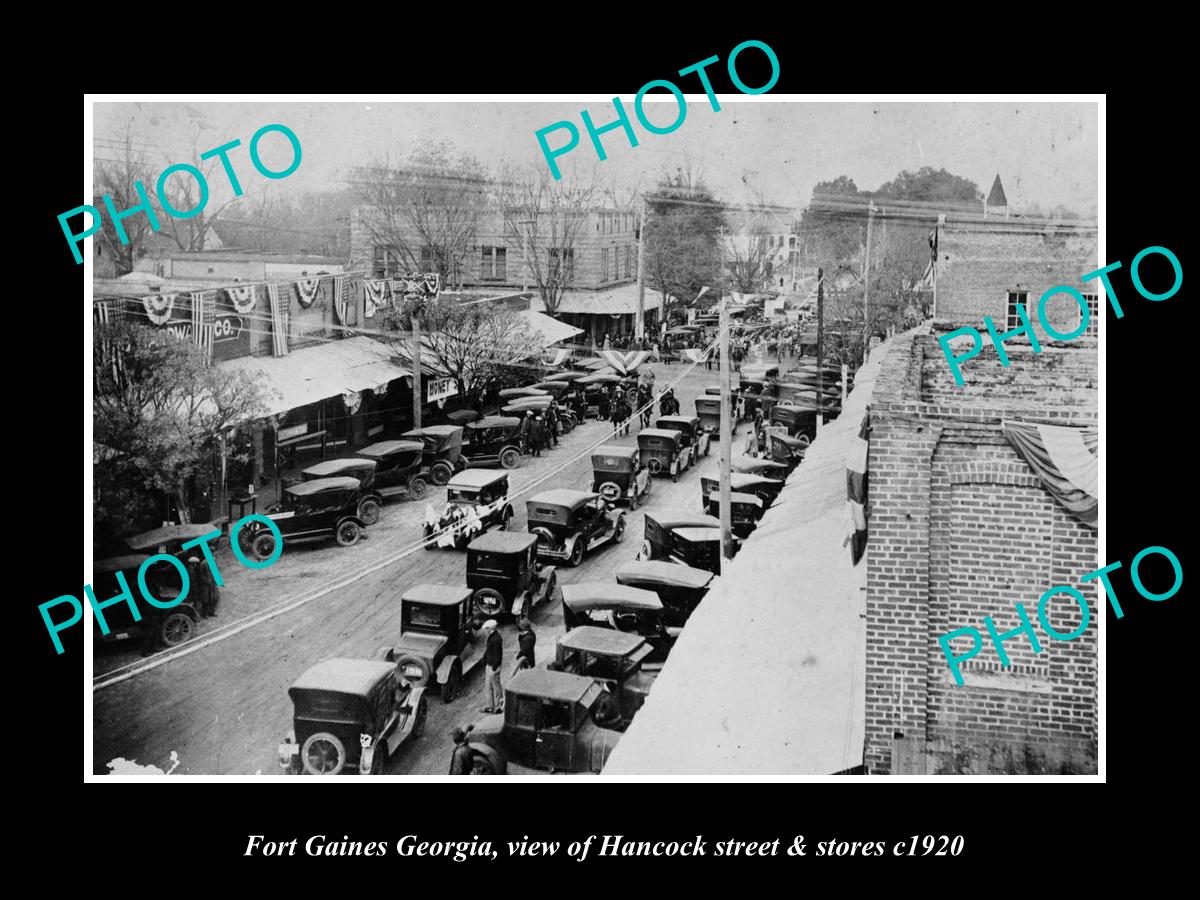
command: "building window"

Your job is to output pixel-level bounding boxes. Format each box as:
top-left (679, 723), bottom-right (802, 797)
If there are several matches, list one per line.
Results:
top-left (373, 246), bottom-right (401, 278)
top-left (419, 246), bottom-right (435, 272)
top-left (600, 248), bottom-right (609, 282)
top-left (549, 248), bottom-right (575, 282)
top-left (1082, 293), bottom-right (1098, 337)
top-left (789, 236), bottom-right (796, 248)
top-left (624, 245), bottom-right (632, 278)
top-left (1006, 291), bottom-right (1030, 331)
top-left (481, 246), bottom-right (507, 281)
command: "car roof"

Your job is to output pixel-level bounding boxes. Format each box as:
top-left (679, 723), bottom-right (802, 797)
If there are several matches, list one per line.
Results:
top-left (507, 667), bottom-right (597, 703)
top-left (448, 468), bottom-right (508, 489)
top-left (592, 443), bottom-right (638, 460)
top-left (286, 476), bottom-right (361, 495)
top-left (95, 554), bottom-right (152, 574)
top-left (561, 583), bottom-right (664, 613)
top-left (401, 583), bottom-right (474, 606)
top-left (704, 473), bottom-right (777, 489)
top-left (673, 527), bottom-right (722, 542)
top-left (615, 560), bottom-right (715, 590)
top-left (357, 440), bottom-right (425, 458)
top-left (710, 491), bottom-right (764, 507)
top-left (638, 428), bottom-right (681, 440)
top-left (290, 658), bottom-right (395, 696)
top-left (732, 455), bottom-right (787, 472)
top-left (559, 625), bottom-right (648, 657)
top-left (657, 415), bottom-right (699, 426)
top-left (126, 523), bottom-right (218, 549)
top-left (528, 488), bottom-right (599, 508)
top-left (468, 531), bottom-right (538, 553)
top-left (468, 416), bottom-right (521, 429)
top-left (302, 458), bottom-right (377, 477)
top-left (644, 512), bottom-right (721, 530)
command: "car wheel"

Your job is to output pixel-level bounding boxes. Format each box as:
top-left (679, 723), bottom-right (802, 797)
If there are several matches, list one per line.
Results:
top-left (647, 458), bottom-right (662, 475)
top-left (599, 481), bottom-right (621, 503)
top-left (638, 539), bottom-right (653, 561)
top-left (358, 498), bottom-right (382, 526)
top-left (335, 521), bottom-right (361, 547)
top-left (158, 612), bottom-right (194, 647)
top-left (474, 588), bottom-right (505, 619)
top-left (251, 532), bottom-right (277, 562)
top-left (568, 539), bottom-right (585, 567)
top-left (407, 476), bottom-right (428, 501)
top-left (394, 654), bottom-right (433, 688)
top-left (430, 462), bottom-right (452, 486)
top-left (469, 752), bottom-right (499, 775)
top-left (441, 661), bottom-right (462, 703)
top-left (613, 516), bottom-right (626, 544)
top-left (499, 448), bottom-right (520, 469)
top-left (301, 732), bottom-right (346, 776)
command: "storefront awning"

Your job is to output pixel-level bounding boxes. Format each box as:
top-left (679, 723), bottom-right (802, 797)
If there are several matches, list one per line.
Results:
top-left (521, 310), bottom-right (583, 347)
top-left (219, 336), bottom-right (414, 420)
top-left (543, 283), bottom-right (665, 315)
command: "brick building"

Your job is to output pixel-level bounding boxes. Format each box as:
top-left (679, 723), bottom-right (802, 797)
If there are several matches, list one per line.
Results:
top-left (864, 217), bottom-right (1098, 774)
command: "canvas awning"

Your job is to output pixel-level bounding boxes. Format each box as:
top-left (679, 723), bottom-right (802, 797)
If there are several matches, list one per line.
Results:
top-left (544, 283), bottom-right (665, 315)
top-left (521, 310), bottom-right (583, 347)
top-left (1003, 421), bottom-right (1099, 528)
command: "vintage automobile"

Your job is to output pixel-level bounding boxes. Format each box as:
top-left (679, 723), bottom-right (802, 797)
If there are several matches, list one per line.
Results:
top-left (278, 658), bottom-right (427, 776)
top-left (423, 469), bottom-right (513, 550)
top-left (529, 380), bottom-right (571, 399)
top-left (590, 444), bottom-right (652, 510)
top-left (730, 455), bottom-right (789, 479)
top-left (771, 402), bottom-right (820, 440)
top-left (457, 668), bottom-right (623, 774)
top-left (525, 489), bottom-right (627, 567)
top-left (700, 472), bottom-right (784, 511)
top-left (466, 531), bottom-right (558, 619)
top-left (300, 458), bottom-right (385, 525)
top-left (704, 490), bottom-right (765, 538)
top-left (356, 440), bottom-right (429, 501)
top-left (240, 476), bottom-right (367, 561)
top-left (445, 409), bottom-right (481, 426)
top-left (694, 395), bottom-right (722, 434)
top-left (555, 625), bottom-right (658, 717)
top-left (656, 414), bottom-right (711, 459)
top-left (92, 554), bottom-right (198, 648)
top-left (125, 522), bottom-right (223, 557)
top-left (768, 431), bottom-right (809, 471)
top-left (501, 396), bottom-right (553, 416)
top-left (462, 416), bottom-right (523, 469)
top-left (670, 526), bottom-right (728, 575)
top-left (378, 584), bottom-right (482, 703)
top-left (498, 387), bottom-right (549, 401)
top-left (614, 559), bottom-right (714, 627)
top-left (637, 510), bottom-right (718, 561)
top-left (560, 583), bottom-right (677, 666)
top-left (401, 425), bottom-right (465, 487)
top-left (637, 428), bottom-right (692, 482)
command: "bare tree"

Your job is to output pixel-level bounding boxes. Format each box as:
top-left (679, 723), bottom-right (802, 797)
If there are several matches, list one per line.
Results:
top-left (94, 125), bottom-right (158, 275)
top-left (498, 163), bottom-right (600, 316)
top-left (352, 142), bottom-right (488, 287)
top-left (156, 124), bottom-right (243, 252)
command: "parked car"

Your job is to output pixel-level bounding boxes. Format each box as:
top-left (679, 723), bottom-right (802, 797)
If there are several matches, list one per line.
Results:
top-left (768, 431), bottom-right (809, 472)
top-left (356, 440), bottom-right (429, 501)
top-left (704, 490), bottom-right (765, 538)
top-left (731, 455), bottom-right (789, 480)
top-left (669, 526), bottom-right (728, 575)
top-left (700, 472), bottom-right (784, 510)
top-left (554, 625), bottom-right (657, 721)
top-left (498, 387), bottom-right (549, 401)
top-left (401, 425), bottom-right (465, 486)
top-left (300, 458), bottom-right (384, 525)
top-left (694, 396), bottom-right (722, 434)
top-left (462, 416), bottom-right (523, 469)
top-left (560, 583), bottom-right (677, 665)
top-left (591, 444), bottom-right (652, 510)
top-left (656, 414), bottom-right (711, 460)
top-left (614, 559), bottom-right (714, 627)
top-left (92, 554), bottom-right (198, 648)
top-left (526, 489), bottom-right (627, 567)
top-left (378, 584), bottom-right (482, 703)
top-left (125, 522), bottom-right (223, 557)
top-left (637, 511), bottom-right (732, 574)
top-left (770, 403), bottom-right (820, 440)
top-left (466, 531), bottom-right (558, 619)
top-left (636, 511), bottom-right (720, 564)
top-left (278, 658), bottom-right (427, 776)
top-left (457, 668), bottom-right (623, 774)
top-left (240, 476), bottom-right (367, 561)
top-left (423, 469), bottom-right (514, 550)
top-left (637, 428), bottom-right (692, 482)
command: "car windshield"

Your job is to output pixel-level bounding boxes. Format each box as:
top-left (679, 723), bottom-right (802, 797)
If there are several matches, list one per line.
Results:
top-left (447, 488), bottom-right (479, 504)
top-left (471, 551), bottom-right (512, 574)
top-left (404, 603), bottom-right (442, 629)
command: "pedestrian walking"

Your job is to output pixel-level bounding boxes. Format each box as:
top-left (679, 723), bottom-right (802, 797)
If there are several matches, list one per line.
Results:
top-left (449, 726), bottom-right (474, 775)
top-left (188, 555), bottom-right (221, 618)
top-left (616, 395), bottom-right (632, 437)
top-left (546, 404), bottom-right (559, 447)
top-left (481, 620), bottom-right (503, 713)
top-left (530, 416), bottom-right (546, 457)
top-left (514, 618), bottom-right (536, 674)
top-left (609, 393), bottom-right (624, 436)
top-left (518, 410), bottom-right (532, 454)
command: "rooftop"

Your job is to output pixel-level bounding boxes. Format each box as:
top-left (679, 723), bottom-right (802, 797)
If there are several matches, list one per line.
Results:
top-left (290, 658), bottom-right (395, 696)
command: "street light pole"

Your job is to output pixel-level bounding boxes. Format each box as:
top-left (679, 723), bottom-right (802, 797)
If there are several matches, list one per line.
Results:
top-left (635, 195), bottom-right (646, 340)
top-left (718, 295), bottom-right (734, 564)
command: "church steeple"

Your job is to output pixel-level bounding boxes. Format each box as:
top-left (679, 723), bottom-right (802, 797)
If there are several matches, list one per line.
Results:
top-left (985, 174), bottom-right (1009, 218)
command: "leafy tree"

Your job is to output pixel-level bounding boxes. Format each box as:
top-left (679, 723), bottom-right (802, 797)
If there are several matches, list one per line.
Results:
top-left (644, 165), bottom-right (725, 321)
top-left (874, 166), bottom-right (982, 205)
top-left (94, 126), bottom-right (158, 276)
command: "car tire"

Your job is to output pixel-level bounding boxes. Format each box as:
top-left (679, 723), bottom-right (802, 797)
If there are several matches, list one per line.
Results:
top-left (639, 539), bottom-right (653, 561)
top-left (613, 515), bottom-right (626, 544)
top-left (499, 448), bottom-right (520, 469)
top-left (358, 498), bottom-right (381, 526)
top-left (301, 732), bottom-right (347, 776)
top-left (394, 654), bottom-right (433, 688)
top-left (407, 476), bottom-right (428, 501)
top-left (441, 660), bottom-right (462, 703)
top-left (599, 481), bottom-right (621, 503)
top-left (568, 539), bottom-right (585, 567)
top-left (335, 520), bottom-right (361, 547)
top-left (158, 611), bottom-right (194, 647)
top-left (251, 532), bottom-right (277, 562)
top-left (473, 588), bottom-right (505, 619)
top-left (647, 458), bottom-right (662, 475)
top-left (469, 751), bottom-right (499, 775)
top-left (430, 462), bottom-right (453, 486)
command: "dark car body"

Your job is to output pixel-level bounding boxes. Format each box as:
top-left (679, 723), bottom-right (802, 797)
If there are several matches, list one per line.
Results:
top-left (637, 512), bottom-right (721, 568)
top-left (591, 444), bottom-right (651, 510)
top-left (768, 431), bottom-right (809, 472)
top-left (554, 625), bottom-right (657, 720)
top-left (401, 425), bottom-right (465, 486)
top-left (125, 523), bottom-right (222, 557)
top-left (462, 416), bottom-right (523, 470)
top-left (657, 415), bottom-right (711, 459)
top-left (703, 490), bottom-right (765, 538)
top-left (92, 554), bottom-right (197, 648)
top-left (301, 458), bottom-right (385, 525)
top-left (561, 583), bottom-right (676, 665)
top-left (424, 469), bottom-right (513, 550)
top-left (279, 658), bottom-right (427, 776)
top-left (378, 584), bottom-right (482, 703)
top-left (356, 440), bottom-right (429, 501)
top-left (241, 476), bottom-right (367, 560)
top-left (700, 472), bottom-right (784, 510)
top-left (461, 668), bottom-right (623, 774)
top-left (525, 489), bottom-right (626, 567)
top-left (671, 526), bottom-right (728, 575)
top-left (731, 455), bottom-right (789, 480)
top-left (694, 396), bottom-right (722, 434)
top-left (614, 559), bottom-right (714, 627)
top-left (771, 403), bottom-right (820, 440)
top-left (637, 428), bottom-right (691, 481)
top-left (466, 531), bottom-right (558, 619)
top-left (498, 387), bottom-right (549, 401)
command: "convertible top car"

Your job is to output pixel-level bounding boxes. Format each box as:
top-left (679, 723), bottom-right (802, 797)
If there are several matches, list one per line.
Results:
top-left (301, 458), bottom-right (384, 524)
top-left (526, 489), bottom-right (626, 567)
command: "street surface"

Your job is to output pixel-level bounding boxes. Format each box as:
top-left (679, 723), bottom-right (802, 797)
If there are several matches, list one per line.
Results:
top-left (93, 358), bottom-right (770, 775)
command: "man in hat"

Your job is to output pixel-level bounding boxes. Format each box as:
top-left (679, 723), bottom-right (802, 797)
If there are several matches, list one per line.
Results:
top-left (530, 415), bottom-right (546, 457)
top-left (481, 620), bottom-right (504, 713)
top-left (515, 617), bottom-right (536, 673)
top-left (448, 726), bottom-right (474, 775)
top-left (518, 410), bottom-right (533, 454)
top-left (188, 556), bottom-right (220, 618)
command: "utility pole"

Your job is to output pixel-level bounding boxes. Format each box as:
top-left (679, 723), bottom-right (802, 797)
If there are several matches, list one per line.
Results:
top-left (635, 195), bottom-right (647, 339)
top-left (862, 201), bottom-right (876, 364)
top-left (411, 310), bottom-right (422, 430)
top-left (718, 295), bottom-right (734, 564)
top-left (816, 266), bottom-right (824, 433)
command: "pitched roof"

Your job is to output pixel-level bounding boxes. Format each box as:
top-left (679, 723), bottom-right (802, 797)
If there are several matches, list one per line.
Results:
top-left (987, 174), bottom-right (1008, 208)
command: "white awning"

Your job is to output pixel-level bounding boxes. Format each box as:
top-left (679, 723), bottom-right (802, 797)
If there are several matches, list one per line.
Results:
top-left (543, 283), bottom-right (664, 315)
top-left (521, 310), bottom-right (583, 347)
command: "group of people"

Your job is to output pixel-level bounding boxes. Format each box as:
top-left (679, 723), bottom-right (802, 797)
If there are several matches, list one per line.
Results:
top-left (517, 405), bottom-right (560, 457)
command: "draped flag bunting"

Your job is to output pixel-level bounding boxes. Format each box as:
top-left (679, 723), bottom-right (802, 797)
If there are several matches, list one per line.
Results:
top-left (193, 290), bottom-right (216, 361)
top-left (94, 301), bottom-right (126, 383)
top-left (374, 382), bottom-right (388, 398)
top-left (225, 285), bottom-right (257, 314)
top-left (680, 348), bottom-right (706, 364)
top-left (332, 275), bottom-right (348, 326)
top-left (1003, 421), bottom-right (1098, 528)
top-left (295, 277), bottom-right (321, 308)
top-left (846, 412), bottom-right (870, 565)
top-left (363, 279), bottom-right (388, 319)
top-left (266, 283), bottom-right (289, 356)
top-left (601, 349), bottom-right (651, 374)
top-left (343, 389), bottom-right (362, 414)
top-left (141, 293), bottom-right (177, 325)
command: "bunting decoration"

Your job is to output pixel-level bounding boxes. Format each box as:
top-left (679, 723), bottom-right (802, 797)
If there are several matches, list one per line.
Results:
top-left (225, 285), bottom-right (257, 314)
top-left (1003, 421), bottom-right (1098, 528)
top-left (680, 348), bottom-right (706, 364)
top-left (332, 275), bottom-right (348, 326)
top-left (846, 413), bottom-right (870, 565)
top-left (600, 349), bottom-right (651, 374)
top-left (363, 279), bottom-right (388, 319)
top-left (266, 283), bottom-right (289, 356)
top-left (192, 290), bottom-right (216, 362)
top-left (295, 277), bottom-right (321, 308)
top-left (343, 389), bottom-right (362, 414)
top-left (374, 382), bottom-right (388, 398)
top-left (141, 293), bottom-right (177, 325)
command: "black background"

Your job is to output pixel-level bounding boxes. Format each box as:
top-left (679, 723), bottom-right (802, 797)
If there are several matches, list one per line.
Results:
top-left (21, 24), bottom-right (1189, 882)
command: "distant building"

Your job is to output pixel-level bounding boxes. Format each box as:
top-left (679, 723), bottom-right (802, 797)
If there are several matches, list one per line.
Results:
top-left (985, 174), bottom-right (1009, 219)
